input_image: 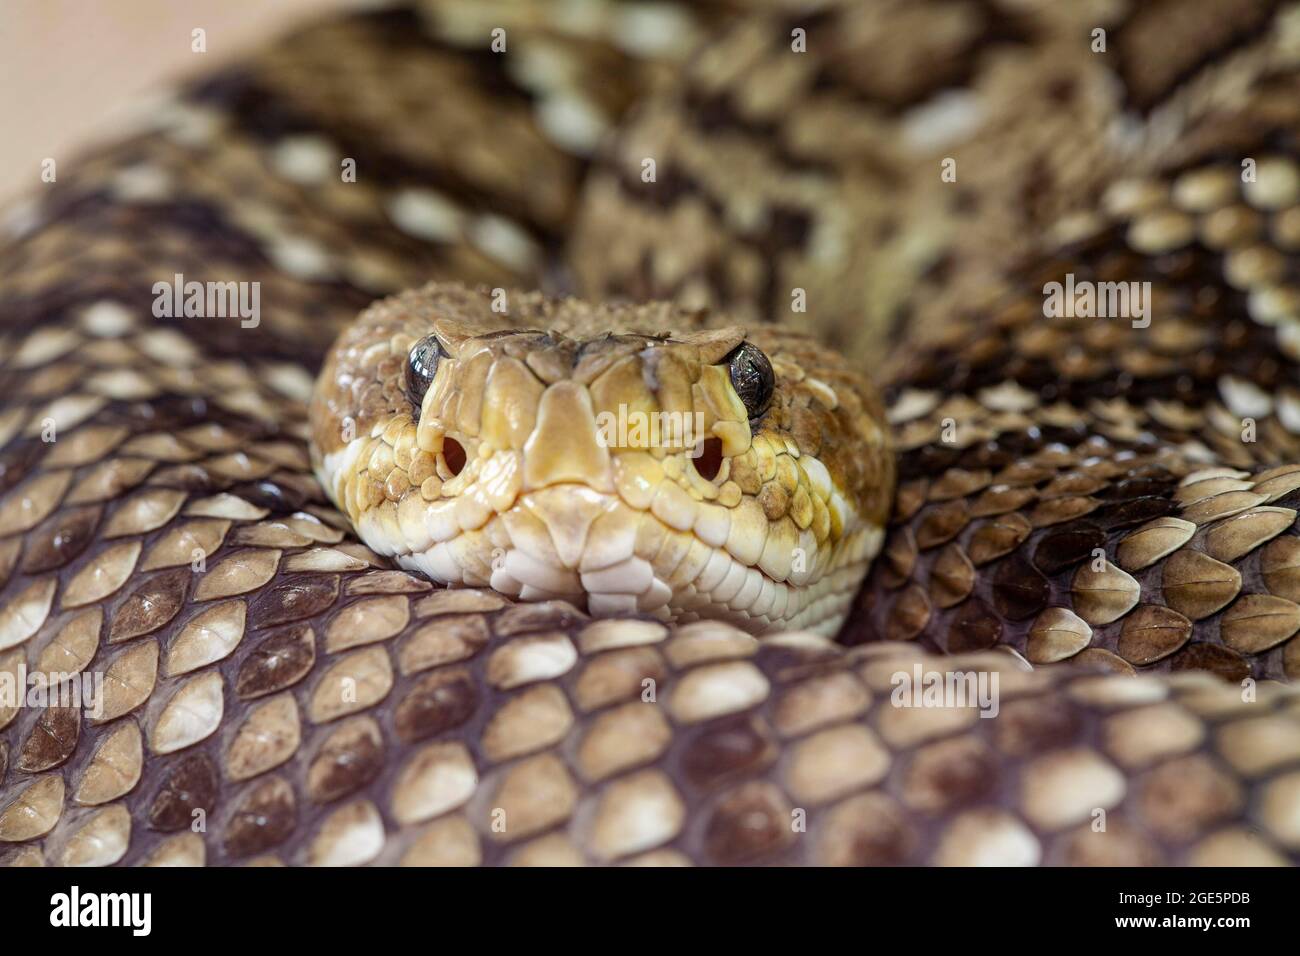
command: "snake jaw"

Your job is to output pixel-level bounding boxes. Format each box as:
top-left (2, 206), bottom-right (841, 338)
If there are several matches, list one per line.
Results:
top-left (312, 284), bottom-right (894, 634)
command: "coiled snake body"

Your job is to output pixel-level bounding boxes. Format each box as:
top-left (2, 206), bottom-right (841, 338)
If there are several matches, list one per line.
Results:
top-left (2, 0), bottom-right (1300, 866)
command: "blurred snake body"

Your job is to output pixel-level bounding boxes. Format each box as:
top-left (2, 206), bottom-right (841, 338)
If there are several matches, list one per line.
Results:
top-left (2, 0), bottom-right (1300, 867)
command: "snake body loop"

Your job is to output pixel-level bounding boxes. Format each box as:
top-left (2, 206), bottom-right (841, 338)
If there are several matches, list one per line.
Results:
top-left (0, 0), bottom-right (1299, 867)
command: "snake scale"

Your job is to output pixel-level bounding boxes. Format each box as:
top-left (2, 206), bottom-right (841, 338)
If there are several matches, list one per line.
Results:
top-left (2, 0), bottom-right (1300, 867)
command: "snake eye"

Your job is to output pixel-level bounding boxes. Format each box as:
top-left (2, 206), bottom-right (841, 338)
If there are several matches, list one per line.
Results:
top-left (725, 342), bottom-right (774, 419)
top-left (405, 334), bottom-right (446, 408)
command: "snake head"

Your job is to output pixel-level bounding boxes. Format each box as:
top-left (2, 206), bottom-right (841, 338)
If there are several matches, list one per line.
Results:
top-left (310, 283), bottom-right (893, 634)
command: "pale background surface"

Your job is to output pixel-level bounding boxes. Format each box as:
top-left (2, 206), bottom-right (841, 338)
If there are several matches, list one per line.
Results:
top-left (0, 0), bottom-right (362, 202)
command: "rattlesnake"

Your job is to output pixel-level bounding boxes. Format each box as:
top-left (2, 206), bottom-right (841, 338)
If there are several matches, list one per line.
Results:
top-left (1, 0), bottom-right (1299, 867)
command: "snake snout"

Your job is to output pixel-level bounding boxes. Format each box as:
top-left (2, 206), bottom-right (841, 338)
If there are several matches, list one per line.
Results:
top-left (520, 382), bottom-right (614, 493)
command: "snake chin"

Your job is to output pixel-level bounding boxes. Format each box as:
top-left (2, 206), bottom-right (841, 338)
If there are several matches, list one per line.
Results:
top-left (325, 446), bottom-right (884, 637)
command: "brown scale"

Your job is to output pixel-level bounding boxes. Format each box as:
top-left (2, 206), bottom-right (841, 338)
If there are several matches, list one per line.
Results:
top-left (849, 127), bottom-right (1300, 684)
top-left (572, 0), bottom-right (1297, 370)
top-left (3, 0), bottom-right (1300, 868)
top-left (0, 282), bottom-right (1295, 866)
top-left (0, 0), bottom-right (721, 360)
top-left (1, 280), bottom-right (1295, 865)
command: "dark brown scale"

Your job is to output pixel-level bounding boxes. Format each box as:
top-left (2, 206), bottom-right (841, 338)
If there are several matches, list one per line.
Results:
top-left (1118, 605), bottom-right (1193, 665)
top-left (16, 706), bottom-right (80, 773)
top-left (994, 696), bottom-right (1083, 757)
top-left (235, 623), bottom-right (317, 700)
top-left (247, 575), bottom-right (341, 629)
top-left (886, 584), bottom-right (932, 641)
top-left (967, 515), bottom-right (1032, 565)
top-left (1032, 523), bottom-right (1107, 575)
top-left (914, 500), bottom-right (970, 549)
top-left (117, 395), bottom-right (216, 432)
top-left (946, 597), bottom-right (1003, 652)
top-left (816, 794), bottom-right (915, 866)
top-left (680, 715), bottom-right (778, 790)
top-left (222, 776), bottom-right (298, 859)
top-left (148, 753), bottom-right (219, 831)
top-left (1169, 643), bottom-right (1251, 682)
top-left (1135, 755), bottom-right (1244, 844)
top-left (307, 718), bottom-right (385, 804)
top-left (393, 668), bottom-right (478, 743)
top-left (0, 440), bottom-right (45, 497)
top-left (990, 555), bottom-right (1050, 621)
top-left (230, 479), bottom-right (310, 514)
top-left (986, 429), bottom-right (1042, 459)
top-left (110, 568), bottom-right (190, 644)
top-left (901, 444), bottom-right (961, 480)
top-left (20, 505), bottom-right (101, 573)
top-left (495, 602), bottom-right (587, 637)
top-left (958, 441), bottom-right (1018, 471)
top-left (1100, 475), bottom-right (1178, 500)
top-left (751, 634), bottom-right (842, 678)
top-left (901, 737), bottom-right (998, 812)
top-left (1268, 487), bottom-right (1300, 511)
top-left (703, 782), bottom-right (793, 865)
top-left (1093, 495), bottom-right (1179, 530)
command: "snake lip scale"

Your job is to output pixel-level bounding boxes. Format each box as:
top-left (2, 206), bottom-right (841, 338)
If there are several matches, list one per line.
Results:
top-left (0, 0), bottom-right (1299, 869)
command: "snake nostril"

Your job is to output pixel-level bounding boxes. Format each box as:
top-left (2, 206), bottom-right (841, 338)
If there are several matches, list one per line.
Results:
top-left (443, 438), bottom-right (467, 477)
top-left (693, 437), bottom-right (723, 482)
